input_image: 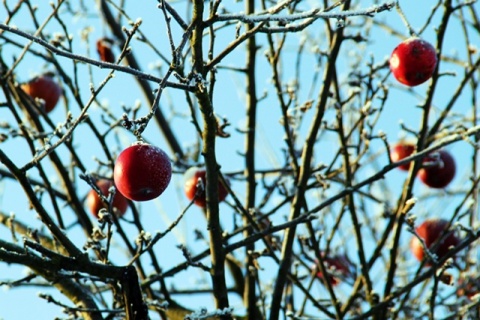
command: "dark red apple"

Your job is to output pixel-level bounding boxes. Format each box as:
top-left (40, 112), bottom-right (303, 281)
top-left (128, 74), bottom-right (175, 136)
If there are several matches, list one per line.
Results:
top-left (417, 150), bottom-right (456, 188)
top-left (391, 142), bottom-right (416, 171)
top-left (184, 167), bottom-right (229, 208)
top-left (313, 253), bottom-right (352, 286)
top-left (113, 142), bottom-right (172, 201)
top-left (96, 38), bottom-right (115, 63)
top-left (86, 179), bottom-right (128, 218)
top-left (21, 73), bottom-right (62, 113)
top-left (390, 37), bottom-right (437, 86)
top-left (410, 219), bottom-right (460, 265)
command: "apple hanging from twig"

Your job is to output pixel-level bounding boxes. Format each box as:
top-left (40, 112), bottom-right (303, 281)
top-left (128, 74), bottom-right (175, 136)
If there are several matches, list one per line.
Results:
top-left (96, 38), bottom-right (115, 63)
top-left (21, 73), bottom-right (62, 113)
top-left (417, 150), bottom-right (456, 188)
top-left (184, 167), bottom-right (229, 208)
top-left (410, 218), bottom-right (460, 265)
top-left (390, 38), bottom-right (437, 87)
top-left (313, 253), bottom-right (353, 286)
top-left (86, 179), bottom-right (128, 218)
top-left (391, 142), bottom-right (416, 171)
top-left (114, 142), bottom-right (172, 201)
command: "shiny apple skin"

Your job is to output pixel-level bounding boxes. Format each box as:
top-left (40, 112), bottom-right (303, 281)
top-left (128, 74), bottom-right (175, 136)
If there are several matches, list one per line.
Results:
top-left (114, 143), bottom-right (172, 201)
top-left (314, 253), bottom-right (352, 286)
top-left (96, 38), bottom-right (115, 63)
top-left (391, 142), bottom-right (416, 171)
top-left (417, 150), bottom-right (456, 188)
top-left (184, 167), bottom-right (229, 208)
top-left (390, 38), bottom-right (437, 87)
top-left (410, 219), bottom-right (460, 265)
top-left (87, 179), bottom-right (128, 218)
top-left (21, 74), bottom-right (62, 113)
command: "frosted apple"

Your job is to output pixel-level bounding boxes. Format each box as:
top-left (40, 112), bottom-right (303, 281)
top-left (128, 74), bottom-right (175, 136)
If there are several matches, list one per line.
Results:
top-left (417, 150), bottom-right (456, 188)
top-left (96, 38), bottom-right (115, 63)
top-left (184, 167), bottom-right (229, 208)
top-left (86, 179), bottom-right (128, 218)
top-left (410, 219), bottom-right (460, 265)
top-left (390, 38), bottom-right (437, 86)
top-left (313, 253), bottom-right (352, 286)
top-left (391, 142), bottom-right (415, 171)
top-left (114, 142), bottom-right (172, 201)
top-left (21, 73), bottom-right (62, 113)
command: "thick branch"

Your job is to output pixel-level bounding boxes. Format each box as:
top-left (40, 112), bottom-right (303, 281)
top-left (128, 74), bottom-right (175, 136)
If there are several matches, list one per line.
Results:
top-left (191, 0), bottom-right (230, 316)
top-left (269, 2), bottom-right (351, 318)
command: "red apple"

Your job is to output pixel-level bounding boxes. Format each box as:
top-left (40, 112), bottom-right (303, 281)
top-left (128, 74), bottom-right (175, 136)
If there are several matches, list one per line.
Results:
top-left (313, 253), bottom-right (352, 286)
top-left (86, 179), bottom-right (128, 218)
top-left (96, 38), bottom-right (115, 63)
top-left (21, 73), bottom-right (62, 113)
top-left (417, 150), bottom-right (456, 188)
top-left (113, 142), bottom-right (172, 201)
top-left (390, 37), bottom-right (437, 86)
top-left (410, 219), bottom-right (460, 265)
top-left (391, 142), bottom-right (415, 171)
top-left (184, 167), bottom-right (229, 208)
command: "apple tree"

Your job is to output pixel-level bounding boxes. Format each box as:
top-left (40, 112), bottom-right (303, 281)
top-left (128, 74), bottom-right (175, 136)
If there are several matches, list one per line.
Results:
top-left (0, 0), bottom-right (479, 319)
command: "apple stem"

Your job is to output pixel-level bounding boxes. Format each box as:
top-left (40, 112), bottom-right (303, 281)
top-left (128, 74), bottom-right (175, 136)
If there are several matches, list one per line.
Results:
top-left (395, 1), bottom-right (418, 37)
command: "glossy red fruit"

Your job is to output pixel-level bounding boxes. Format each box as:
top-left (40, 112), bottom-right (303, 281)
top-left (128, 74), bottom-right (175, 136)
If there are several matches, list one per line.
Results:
top-left (390, 37), bottom-right (437, 86)
top-left (113, 142), bottom-right (172, 201)
top-left (410, 219), bottom-right (460, 265)
top-left (96, 38), bottom-right (115, 63)
top-left (86, 179), bottom-right (128, 218)
top-left (391, 142), bottom-right (415, 171)
top-left (313, 253), bottom-right (352, 286)
top-left (417, 150), bottom-right (456, 188)
top-left (184, 167), bottom-right (229, 208)
top-left (21, 74), bottom-right (62, 113)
